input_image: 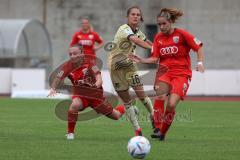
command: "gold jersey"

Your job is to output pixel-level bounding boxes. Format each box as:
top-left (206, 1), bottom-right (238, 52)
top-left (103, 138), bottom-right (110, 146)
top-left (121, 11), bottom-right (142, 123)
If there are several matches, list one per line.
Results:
top-left (108, 24), bottom-right (146, 70)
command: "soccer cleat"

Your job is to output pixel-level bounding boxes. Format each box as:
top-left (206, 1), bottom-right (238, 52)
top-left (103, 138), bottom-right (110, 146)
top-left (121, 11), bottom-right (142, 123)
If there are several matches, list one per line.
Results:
top-left (66, 133), bottom-right (74, 140)
top-left (150, 128), bottom-right (165, 141)
top-left (135, 128), bottom-right (143, 136)
top-left (151, 128), bottom-right (162, 139)
top-left (159, 134), bottom-right (165, 141)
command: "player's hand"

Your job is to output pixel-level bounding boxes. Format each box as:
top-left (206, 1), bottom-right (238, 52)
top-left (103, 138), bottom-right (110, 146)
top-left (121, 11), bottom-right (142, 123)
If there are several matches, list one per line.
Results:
top-left (196, 62), bottom-right (205, 73)
top-left (94, 79), bottom-right (102, 88)
top-left (94, 46), bottom-right (100, 51)
top-left (128, 54), bottom-right (142, 63)
top-left (47, 88), bottom-right (57, 97)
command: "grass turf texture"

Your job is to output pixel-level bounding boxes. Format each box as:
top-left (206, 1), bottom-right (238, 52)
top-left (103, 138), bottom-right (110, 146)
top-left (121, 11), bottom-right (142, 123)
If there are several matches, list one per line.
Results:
top-left (0, 98), bottom-right (240, 160)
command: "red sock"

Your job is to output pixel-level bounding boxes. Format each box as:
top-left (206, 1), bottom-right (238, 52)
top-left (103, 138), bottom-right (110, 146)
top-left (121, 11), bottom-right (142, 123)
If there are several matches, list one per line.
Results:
top-left (115, 105), bottom-right (126, 115)
top-left (153, 99), bottom-right (165, 129)
top-left (68, 110), bottom-right (78, 133)
top-left (161, 109), bottom-right (176, 135)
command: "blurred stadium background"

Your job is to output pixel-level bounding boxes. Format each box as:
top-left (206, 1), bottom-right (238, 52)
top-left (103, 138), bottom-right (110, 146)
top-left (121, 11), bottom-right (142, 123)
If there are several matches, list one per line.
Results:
top-left (0, 1), bottom-right (240, 160)
top-left (1, 0), bottom-right (240, 97)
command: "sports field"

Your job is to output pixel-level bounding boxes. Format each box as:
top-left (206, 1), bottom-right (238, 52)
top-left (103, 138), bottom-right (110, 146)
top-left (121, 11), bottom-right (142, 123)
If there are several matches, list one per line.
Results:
top-left (0, 98), bottom-right (240, 160)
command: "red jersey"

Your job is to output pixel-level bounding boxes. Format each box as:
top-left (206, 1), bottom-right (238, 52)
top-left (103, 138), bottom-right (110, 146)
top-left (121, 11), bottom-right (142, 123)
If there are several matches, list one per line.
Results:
top-left (56, 60), bottom-right (103, 98)
top-left (151, 28), bottom-right (203, 78)
top-left (57, 60), bottom-right (101, 87)
top-left (70, 30), bottom-right (103, 56)
top-left (68, 64), bottom-right (101, 87)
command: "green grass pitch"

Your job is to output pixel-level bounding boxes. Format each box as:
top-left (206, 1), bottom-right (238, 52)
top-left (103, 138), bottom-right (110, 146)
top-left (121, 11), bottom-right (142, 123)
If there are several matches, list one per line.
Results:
top-left (0, 98), bottom-right (240, 160)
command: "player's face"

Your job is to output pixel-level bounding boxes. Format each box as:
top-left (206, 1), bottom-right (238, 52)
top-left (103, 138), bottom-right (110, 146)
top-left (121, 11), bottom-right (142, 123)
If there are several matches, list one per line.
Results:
top-left (81, 19), bottom-right (90, 31)
top-left (157, 17), bottom-right (172, 34)
top-left (69, 47), bottom-right (83, 63)
top-left (127, 8), bottom-right (141, 26)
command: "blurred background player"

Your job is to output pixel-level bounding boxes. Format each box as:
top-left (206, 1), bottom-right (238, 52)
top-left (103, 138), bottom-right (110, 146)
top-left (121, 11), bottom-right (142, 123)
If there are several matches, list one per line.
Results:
top-left (129, 8), bottom-right (205, 140)
top-left (108, 6), bottom-right (154, 136)
top-left (70, 17), bottom-right (104, 63)
top-left (48, 45), bottom-right (125, 140)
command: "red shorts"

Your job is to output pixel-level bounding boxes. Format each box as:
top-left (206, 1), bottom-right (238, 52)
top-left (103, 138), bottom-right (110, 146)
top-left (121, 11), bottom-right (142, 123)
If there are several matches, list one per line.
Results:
top-left (155, 72), bottom-right (191, 100)
top-left (72, 96), bottom-right (113, 115)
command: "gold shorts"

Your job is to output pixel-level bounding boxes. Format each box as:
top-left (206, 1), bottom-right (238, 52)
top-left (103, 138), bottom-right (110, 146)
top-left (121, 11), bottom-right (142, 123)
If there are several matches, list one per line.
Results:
top-left (110, 66), bottom-right (142, 91)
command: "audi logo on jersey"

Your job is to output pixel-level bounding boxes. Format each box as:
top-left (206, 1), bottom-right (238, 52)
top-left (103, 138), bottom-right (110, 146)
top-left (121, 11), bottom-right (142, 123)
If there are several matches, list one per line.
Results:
top-left (79, 40), bottom-right (93, 46)
top-left (160, 46), bottom-right (178, 55)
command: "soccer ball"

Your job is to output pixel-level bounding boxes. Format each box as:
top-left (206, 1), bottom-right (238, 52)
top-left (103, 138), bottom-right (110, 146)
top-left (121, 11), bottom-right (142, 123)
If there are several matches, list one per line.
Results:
top-left (127, 136), bottom-right (151, 159)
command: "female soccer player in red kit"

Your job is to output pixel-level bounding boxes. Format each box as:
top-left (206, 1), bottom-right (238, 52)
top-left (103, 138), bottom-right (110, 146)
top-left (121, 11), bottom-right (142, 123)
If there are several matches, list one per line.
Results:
top-left (70, 17), bottom-right (104, 62)
top-left (129, 8), bottom-right (205, 141)
top-left (48, 45), bottom-right (125, 140)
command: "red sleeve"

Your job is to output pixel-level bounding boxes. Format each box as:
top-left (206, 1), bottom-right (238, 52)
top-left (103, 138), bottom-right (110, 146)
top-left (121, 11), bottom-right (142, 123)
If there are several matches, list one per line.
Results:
top-left (178, 29), bottom-right (203, 52)
top-left (93, 32), bottom-right (103, 44)
top-left (56, 61), bottom-right (74, 80)
top-left (151, 34), bottom-right (160, 58)
top-left (70, 32), bottom-right (79, 46)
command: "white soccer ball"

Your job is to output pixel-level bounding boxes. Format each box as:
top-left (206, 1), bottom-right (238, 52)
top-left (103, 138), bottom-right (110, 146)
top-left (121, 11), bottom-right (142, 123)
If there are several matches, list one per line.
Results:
top-left (127, 136), bottom-right (151, 159)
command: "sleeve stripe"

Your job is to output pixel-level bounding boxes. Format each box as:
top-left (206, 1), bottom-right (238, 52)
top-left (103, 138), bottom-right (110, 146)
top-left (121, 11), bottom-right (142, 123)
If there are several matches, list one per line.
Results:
top-left (127, 34), bottom-right (134, 40)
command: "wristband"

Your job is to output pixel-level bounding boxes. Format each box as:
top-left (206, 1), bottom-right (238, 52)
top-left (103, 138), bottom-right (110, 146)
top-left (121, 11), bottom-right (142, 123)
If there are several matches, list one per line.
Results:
top-left (197, 61), bottom-right (203, 65)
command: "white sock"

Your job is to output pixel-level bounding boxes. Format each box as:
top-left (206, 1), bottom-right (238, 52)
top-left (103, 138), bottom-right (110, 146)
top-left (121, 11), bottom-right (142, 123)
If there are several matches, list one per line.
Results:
top-left (125, 103), bottom-right (140, 130)
top-left (142, 97), bottom-right (153, 114)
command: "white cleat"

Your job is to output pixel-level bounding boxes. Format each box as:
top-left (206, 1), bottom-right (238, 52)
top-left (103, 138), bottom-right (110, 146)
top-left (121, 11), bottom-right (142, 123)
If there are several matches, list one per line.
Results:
top-left (66, 133), bottom-right (74, 140)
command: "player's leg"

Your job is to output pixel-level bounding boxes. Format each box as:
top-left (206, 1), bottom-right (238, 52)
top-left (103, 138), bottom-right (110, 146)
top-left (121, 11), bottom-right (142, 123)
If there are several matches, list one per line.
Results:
top-left (159, 93), bottom-right (180, 141)
top-left (91, 99), bottom-right (126, 120)
top-left (110, 68), bottom-right (142, 136)
top-left (105, 104), bottom-right (126, 120)
top-left (151, 81), bottom-right (170, 138)
top-left (117, 90), bottom-right (142, 136)
top-left (132, 85), bottom-right (154, 128)
top-left (159, 76), bottom-right (190, 141)
top-left (67, 97), bottom-right (84, 139)
top-left (127, 69), bottom-right (154, 134)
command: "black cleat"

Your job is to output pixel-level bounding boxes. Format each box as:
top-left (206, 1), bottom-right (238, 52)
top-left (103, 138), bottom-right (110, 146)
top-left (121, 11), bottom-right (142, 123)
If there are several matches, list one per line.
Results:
top-left (159, 134), bottom-right (165, 141)
top-left (151, 128), bottom-right (161, 139)
top-left (151, 128), bottom-right (165, 141)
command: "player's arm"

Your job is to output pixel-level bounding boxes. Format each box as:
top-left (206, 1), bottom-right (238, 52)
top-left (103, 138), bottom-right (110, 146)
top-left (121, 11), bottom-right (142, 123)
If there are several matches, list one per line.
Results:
top-left (145, 39), bottom-right (153, 46)
top-left (48, 77), bottom-right (62, 97)
top-left (70, 32), bottom-right (79, 46)
top-left (129, 54), bottom-right (158, 64)
top-left (196, 47), bottom-right (205, 73)
top-left (180, 29), bottom-right (205, 73)
top-left (48, 60), bottom-right (74, 97)
top-left (90, 65), bottom-right (102, 88)
top-left (93, 33), bottom-right (104, 51)
top-left (129, 35), bottom-right (152, 49)
top-left (94, 73), bottom-right (103, 88)
top-left (48, 68), bottom-right (67, 97)
top-left (129, 35), bottom-right (158, 63)
top-left (94, 42), bottom-right (104, 51)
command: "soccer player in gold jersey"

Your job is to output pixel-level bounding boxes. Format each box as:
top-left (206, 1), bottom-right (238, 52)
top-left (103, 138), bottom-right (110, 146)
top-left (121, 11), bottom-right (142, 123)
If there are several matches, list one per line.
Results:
top-left (108, 6), bottom-right (154, 136)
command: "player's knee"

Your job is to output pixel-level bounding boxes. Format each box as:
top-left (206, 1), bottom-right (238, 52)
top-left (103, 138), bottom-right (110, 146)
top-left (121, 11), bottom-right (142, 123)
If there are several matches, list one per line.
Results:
top-left (166, 102), bottom-right (176, 110)
top-left (155, 87), bottom-right (169, 97)
top-left (107, 113), bottom-right (119, 120)
top-left (156, 95), bottom-right (167, 100)
top-left (71, 102), bottom-right (81, 111)
top-left (112, 115), bottom-right (120, 120)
